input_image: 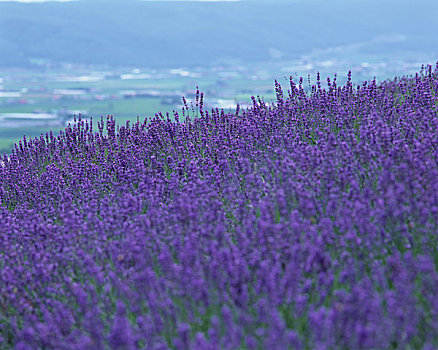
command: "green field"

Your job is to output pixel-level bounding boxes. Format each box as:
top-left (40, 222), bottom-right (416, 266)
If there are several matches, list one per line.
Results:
top-left (0, 63), bottom-right (379, 156)
top-left (0, 95), bottom-right (252, 155)
top-left (0, 126), bottom-right (53, 155)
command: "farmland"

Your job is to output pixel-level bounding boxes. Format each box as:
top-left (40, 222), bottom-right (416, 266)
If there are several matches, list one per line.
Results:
top-left (0, 54), bottom-right (431, 155)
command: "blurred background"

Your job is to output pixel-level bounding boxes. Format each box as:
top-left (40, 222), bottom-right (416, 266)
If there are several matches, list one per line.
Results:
top-left (0, 0), bottom-right (437, 155)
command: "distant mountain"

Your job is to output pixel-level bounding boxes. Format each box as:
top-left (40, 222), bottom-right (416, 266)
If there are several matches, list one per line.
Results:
top-left (0, 0), bottom-right (436, 68)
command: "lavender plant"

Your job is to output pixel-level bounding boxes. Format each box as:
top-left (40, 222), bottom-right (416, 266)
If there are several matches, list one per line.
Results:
top-left (0, 63), bottom-right (438, 349)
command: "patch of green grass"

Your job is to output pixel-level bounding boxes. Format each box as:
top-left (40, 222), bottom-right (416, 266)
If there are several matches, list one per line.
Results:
top-left (0, 98), bottom-right (181, 155)
top-left (0, 138), bottom-right (15, 155)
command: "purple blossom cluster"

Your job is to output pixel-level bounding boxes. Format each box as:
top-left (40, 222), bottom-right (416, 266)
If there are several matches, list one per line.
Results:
top-left (1, 63), bottom-right (438, 349)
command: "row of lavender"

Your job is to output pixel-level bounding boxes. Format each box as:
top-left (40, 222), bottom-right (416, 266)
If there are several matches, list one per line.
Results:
top-left (0, 63), bottom-right (438, 349)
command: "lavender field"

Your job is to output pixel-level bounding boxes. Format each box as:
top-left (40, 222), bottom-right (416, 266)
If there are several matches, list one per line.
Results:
top-left (1, 63), bottom-right (438, 349)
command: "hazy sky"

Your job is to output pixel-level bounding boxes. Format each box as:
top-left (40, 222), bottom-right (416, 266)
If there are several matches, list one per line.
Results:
top-left (0, 0), bottom-right (241, 2)
top-left (0, 0), bottom-right (76, 2)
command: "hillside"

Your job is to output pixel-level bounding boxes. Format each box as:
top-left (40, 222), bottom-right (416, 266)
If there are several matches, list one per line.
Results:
top-left (0, 64), bottom-right (438, 349)
top-left (0, 0), bottom-right (437, 68)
